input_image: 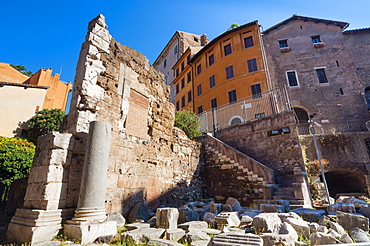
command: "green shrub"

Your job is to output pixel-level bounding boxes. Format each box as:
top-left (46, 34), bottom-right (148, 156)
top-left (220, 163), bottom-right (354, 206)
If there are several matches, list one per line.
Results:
top-left (174, 110), bottom-right (202, 139)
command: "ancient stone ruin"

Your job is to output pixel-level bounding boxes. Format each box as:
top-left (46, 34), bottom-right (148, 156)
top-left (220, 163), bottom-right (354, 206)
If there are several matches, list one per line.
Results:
top-left (7, 14), bottom-right (203, 244)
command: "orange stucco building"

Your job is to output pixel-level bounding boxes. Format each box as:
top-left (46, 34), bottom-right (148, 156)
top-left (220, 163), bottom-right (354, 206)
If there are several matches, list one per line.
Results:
top-left (172, 21), bottom-right (270, 114)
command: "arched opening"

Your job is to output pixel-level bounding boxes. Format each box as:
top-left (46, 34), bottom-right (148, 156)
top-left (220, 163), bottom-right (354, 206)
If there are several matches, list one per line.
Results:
top-left (364, 87), bottom-right (370, 109)
top-left (324, 169), bottom-right (368, 197)
top-left (293, 107), bottom-right (309, 135)
top-left (228, 115), bottom-right (243, 126)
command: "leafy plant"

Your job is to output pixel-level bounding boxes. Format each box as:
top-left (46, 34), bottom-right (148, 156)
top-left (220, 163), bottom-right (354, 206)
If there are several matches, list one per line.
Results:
top-left (26, 109), bottom-right (65, 144)
top-left (0, 137), bottom-right (35, 186)
top-left (174, 110), bottom-right (202, 139)
top-left (10, 64), bottom-right (34, 77)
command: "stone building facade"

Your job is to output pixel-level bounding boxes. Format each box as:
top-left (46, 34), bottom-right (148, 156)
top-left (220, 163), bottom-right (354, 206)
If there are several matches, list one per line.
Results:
top-left (262, 15), bottom-right (370, 127)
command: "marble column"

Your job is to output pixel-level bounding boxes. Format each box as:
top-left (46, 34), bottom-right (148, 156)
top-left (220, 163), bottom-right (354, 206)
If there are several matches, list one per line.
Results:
top-left (64, 121), bottom-right (116, 244)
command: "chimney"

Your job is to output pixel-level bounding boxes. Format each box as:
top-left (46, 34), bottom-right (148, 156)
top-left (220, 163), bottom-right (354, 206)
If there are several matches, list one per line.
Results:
top-left (201, 34), bottom-right (208, 46)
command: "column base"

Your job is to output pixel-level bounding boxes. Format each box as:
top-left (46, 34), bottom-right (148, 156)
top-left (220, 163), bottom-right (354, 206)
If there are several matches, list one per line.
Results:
top-left (6, 209), bottom-right (62, 244)
top-left (64, 220), bottom-right (117, 244)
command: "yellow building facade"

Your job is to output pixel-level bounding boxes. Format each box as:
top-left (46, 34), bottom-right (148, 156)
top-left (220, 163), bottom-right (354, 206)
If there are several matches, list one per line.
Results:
top-left (172, 21), bottom-right (270, 114)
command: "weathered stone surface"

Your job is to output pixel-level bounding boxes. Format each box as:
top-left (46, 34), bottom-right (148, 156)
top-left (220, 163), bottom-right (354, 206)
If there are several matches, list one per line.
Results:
top-left (339, 196), bottom-right (369, 208)
top-left (107, 212), bottom-right (125, 227)
top-left (285, 218), bottom-right (310, 239)
top-left (178, 221), bottom-right (208, 232)
top-left (208, 232), bottom-right (263, 246)
top-left (182, 230), bottom-right (210, 244)
top-left (358, 206), bottom-right (370, 218)
top-left (307, 222), bottom-right (320, 232)
top-left (337, 211), bottom-right (369, 231)
top-left (179, 205), bottom-right (200, 223)
top-left (260, 223), bottom-right (298, 246)
top-left (148, 238), bottom-right (184, 246)
top-left (203, 212), bottom-right (216, 226)
top-left (156, 207), bottom-right (179, 229)
top-left (328, 221), bottom-right (345, 235)
top-left (128, 202), bottom-right (150, 222)
top-left (210, 202), bottom-right (222, 214)
top-left (124, 222), bottom-right (150, 231)
top-left (221, 204), bottom-right (233, 212)
top-left (277, 212), bottom-right (302, 223)
top-left (201, 228), bottom-right (221, 236)
top-left (327, 229), bottom-right (341, 239)
top-left (214, 212), bottom-right (240, 230)
top-left (349, 227), bottom-right (370, 242)
top-left (339, 233), bottom-right (353, 243)
top-left (165, 228), bottom-right (185, 242)
top-left (327, 202), bottom-right (355, 213)
top-left (290, 208), bottom-right (326, 222)
top-left (225, 197), bottom-right (242, 212)
top-left (316, 225), bottom-right (328, 234)
top-left (252, 213), bottom-right (281, 233)
top-left (310, 232), bottom-right (338, 245)
top-left (260, 204), bottom-right (285, 213)
top-left (240, 215), bottom-right (253, 226)
top-left (121, 227), bottom-right (165, 244)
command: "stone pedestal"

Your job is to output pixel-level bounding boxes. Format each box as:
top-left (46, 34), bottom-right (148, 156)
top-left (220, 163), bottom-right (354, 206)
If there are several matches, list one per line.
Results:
top-left (7, 209), bottom-right (62, 244)
top-left (64, 121), bottom-right (116, 244)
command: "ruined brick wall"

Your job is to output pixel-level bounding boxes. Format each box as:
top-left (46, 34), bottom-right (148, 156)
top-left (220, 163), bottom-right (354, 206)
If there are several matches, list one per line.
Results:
top-left (64, 15), bottom-right (203, 216)
top-left (263, 20), bottom-right (369, 124)
top-left (215, 111), bottom-right (304, 186)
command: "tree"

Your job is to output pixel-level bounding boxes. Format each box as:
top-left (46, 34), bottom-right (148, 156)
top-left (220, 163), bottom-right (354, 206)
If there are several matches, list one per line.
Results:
top-left (174, 110), bottom-right (202, 139)
top-left (26, 109), bottom-right (65, 144)
top-left (10, 64), bottom-right (34, 77)
top-left (227, 23), bottom-right (240, 31)
top-left (0, 137), bottom-right (35, 186)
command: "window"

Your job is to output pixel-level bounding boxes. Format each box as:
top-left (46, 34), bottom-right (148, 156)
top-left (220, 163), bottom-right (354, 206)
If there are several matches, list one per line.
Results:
top-left (365, 138), bottom-right (370, 159)
top-left (194, 37), bottom-right (198, 42)
top-left (247, 58), bottom-right (258, 73)
top-left (211, 98), bottom-right (218, 109)
top-left (181, 96), bottom-right (185, 108)
top-left (187, 54), bottom-right (191, 63)
top-left (286, 71), bottom-right (299, 87)
top-left (197, 84), bottom-right (202, 96)
top-left (226, 65), bottom-right (234, 80)
top-left (228, 89), bottom-right (237, 103)
top-left (255, 113), bottom-right (265, 119)
top-left (209, 54), bottom-right (215, 66)
top-left (181, 78), bottom-right (185, 88)
top-left (244, 36), bottom-right (254, 48)
top-left (174, 45), bottom-right (178, 54)
top-left (176, 84), bottom-right (179, 94)
top-left (311, 35), bottom-right (321, 44)
top-left (197, 64), bottom-right (202, 75)
top-left (181, 62), bottom-right (184, 71)
top-left (251, 84), bottom-right (261, 99)
top-left (209, 75), bottom-right (216, 88)
top-left (188, 90), bottom-right (192, 103)
top-left (279, 40), bottom-right (288, 48)
top-left (316, 68), bottom-right (328, 84)
top-left (198, 105), bottom-right (203, 114)
top-left (164, 59), bottom-right (167, 68)
top-left (224, 44), bottom-right (232, 56)
top-left (187, 72), bottom-right (191, 83)
top-left (175, 68), bottom-right (179, 77)
top-left (176, 101), bottom-right (180, 111)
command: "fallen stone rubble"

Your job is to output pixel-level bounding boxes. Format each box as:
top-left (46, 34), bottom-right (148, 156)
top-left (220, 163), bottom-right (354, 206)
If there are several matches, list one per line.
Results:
top-left (11, 196), bottom-right (370, 245)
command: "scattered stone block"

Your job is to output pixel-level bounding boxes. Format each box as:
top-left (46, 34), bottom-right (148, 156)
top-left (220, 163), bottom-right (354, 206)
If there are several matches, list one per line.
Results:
top-left (182, 230), bottom-right (210, 244)
top-left (156, 207), bottom-right (179, 229)
top-left (214, 212), bottom-right (240, 230)
top-left (121, 227), bottom-right (165, 244)
top-left (307, 222), bottom-right (320, 232)
top-left (124, 222), bottom-right (150, 231)
top-left (178, 221), bottom-right (208, 232)
top-left (148, 238), bottom-right (184, 246)
top-left (165, 228), bottom-right (185, 242)
top-left (221, 204), bottom-right (233, 212)
top-left (252, 212), bottom-right (282, 233)
top-left (277, 212), bottom-right (302, 222)
top-left (327, 202), bottom-right (355, 213)
top-left (340, 233), bottom-right (353, 243)
top-left (310, 232), bottom-right (338, 245)
top-left (240, 215), bottom-right (253, 226)
top-left (327, 229), bottom-right (341, 239)
top-left (178, 205), bottom-right (200, 223)
top-left (128, 202), bottom-right (151, 223)
top-left (203, 212), bottom-right (216, 226)
top-left (225, 197), bottom-right (242, 211)
top-left (208, 232), bottom-right (263, 246)
top-left (190, 240), bottom-right (209, 246)
top-left (200, 228), bottom-right (221, 236)
top-left (349, 227), bottom-right (370, 242)
top-left (291, 208), bottom-right (326, 222)
top-left (285, 218), bottom-right (310, 239)
top-left (107, 212), bottom-right (125, 227)
top-left (358, 206), bottom-right (370, 218)
top-left (316, 225), bottom-right (328, 234)
top-left (329, 221), bottom-right (345, 235)
top-left (337, 211), bottom-right (369, 231)
top-left (339, 196), bottom-right (369, 208)
top-left (260, 204), bottom-right (285, 213)
top-left (210, 202), bottom-right (222, 214)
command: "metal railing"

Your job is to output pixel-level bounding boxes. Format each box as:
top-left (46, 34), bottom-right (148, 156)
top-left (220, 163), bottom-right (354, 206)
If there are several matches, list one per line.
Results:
top-left (297, 120), bottom-right (369, 135)
top-left (198, 86), bottom-right (291, 134)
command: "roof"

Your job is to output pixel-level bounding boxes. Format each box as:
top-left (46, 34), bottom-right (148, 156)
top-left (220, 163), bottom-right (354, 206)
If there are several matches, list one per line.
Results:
top-left (344, 27), bottom-right (370, 34)
top-left (263, 15), bottom-right (349, 34)
top-left (0, 81), bottom-right (49, 89)
top-left (172, 46), bottom-right (203, 69)
top-left (189, 20), bottom-right (258, 64)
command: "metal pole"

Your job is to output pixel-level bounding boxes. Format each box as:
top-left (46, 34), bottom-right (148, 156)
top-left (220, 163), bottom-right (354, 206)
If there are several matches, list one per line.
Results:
top-left (309, 119), bottom-right (331, 205)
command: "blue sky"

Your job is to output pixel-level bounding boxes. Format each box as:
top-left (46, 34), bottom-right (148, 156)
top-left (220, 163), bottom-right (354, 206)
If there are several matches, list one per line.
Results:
top-left (2, 0), bottom-right (369, 111)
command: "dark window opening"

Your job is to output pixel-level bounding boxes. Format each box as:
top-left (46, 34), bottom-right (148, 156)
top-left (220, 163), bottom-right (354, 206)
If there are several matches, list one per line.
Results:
top-left (336, 60), bottom-right (340, 67)
top-left (340, 88), bottom-right (344, 95)
top-left (176, 84), bottom-right (179, 94)
top-left (251, 84), bottom-right (262, 99)
top-left (176, 101), bottom-right (179, 111)
top-left (287, 71), bottom-right (298, 86)
top-left (226, 65), bottom-right (234, 80)
top-left (211, 98), bottom-right (218, 109)
top-left (209, 54), bottom-right (215, 66)
top-left (194, 37), bottom-right (199, 42)
top-left (228, 89), bottom-right (237, 104)
top-left (188, 90), bottom-right (192, 103)
top-left (365, 87), bottom-right (370, 109)
top-left (311, 35), bottom-right (321, 44)
top-left (181, 96), bottom-right (185, 108)
top-left (197, 84), bottom-right (202, 96)
top-left (181, 62), bottom-right (184, 71)
top-left (197, 64), bottom-right (202, 75)
top-left (316, 68), bottom-right (328, 83)
top-left (164, 59), bottom-right (167, 68)
top-left (255, 112), bottom-right (265, 119)
top-left (244, 36), bottom-right (254, 48)
top-left (209, 75), bottom-right (216, 88)
top-left (224, 44), bottom-right (232, 56)
top-left (187, 72), bottom-right (191, 83)
top-left (187, 54), bottom-right (191, 63)
top-left (247, 58), bottom-right (258, 73)
top-left (198, 105), bottom-right (203, 114)
top-left (175, 68), bottom-right (179, 77)
top-left (230, 117), bottom-right (242, 125)
top-left (279, 40), bottom-right (288, 48)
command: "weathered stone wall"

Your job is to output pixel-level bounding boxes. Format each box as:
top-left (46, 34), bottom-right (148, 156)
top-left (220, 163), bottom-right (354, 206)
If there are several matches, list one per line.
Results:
top-left (263, 19), bottom-right (369, 124)
top-left (62, 15), bottom-right (203, 216)
top-left (215, 111), bottom-right (304, 186)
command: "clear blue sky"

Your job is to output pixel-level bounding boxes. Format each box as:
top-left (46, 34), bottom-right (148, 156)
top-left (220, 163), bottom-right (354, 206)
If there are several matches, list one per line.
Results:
top-left (2, 0), bottom-right (369, 110)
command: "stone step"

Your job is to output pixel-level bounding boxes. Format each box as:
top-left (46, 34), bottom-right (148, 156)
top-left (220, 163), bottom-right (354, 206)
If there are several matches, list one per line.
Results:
top-left (290, 204), bottom-right (305, 209)
top-left (274, 191), bottom-right (294, 197)
top-left (276, 187), bottom-right (294, 192)
top-left (209, 232), bottom-right (263, 246)
top-left (273, 196), bottom-right (294, 200)
top-left (288, 200), bottom-right (305, 205)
